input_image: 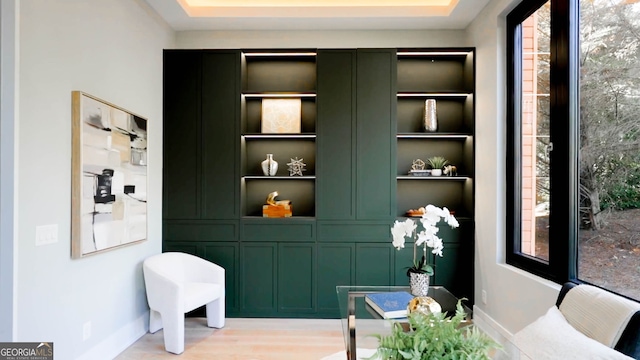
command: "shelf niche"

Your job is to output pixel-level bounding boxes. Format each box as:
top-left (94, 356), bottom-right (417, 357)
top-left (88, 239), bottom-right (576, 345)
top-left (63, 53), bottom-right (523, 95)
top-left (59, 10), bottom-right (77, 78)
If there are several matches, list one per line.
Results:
top-left (395, 49), bottom-right (475, 219)
top-left (240, 50), bottom-right (317, 218)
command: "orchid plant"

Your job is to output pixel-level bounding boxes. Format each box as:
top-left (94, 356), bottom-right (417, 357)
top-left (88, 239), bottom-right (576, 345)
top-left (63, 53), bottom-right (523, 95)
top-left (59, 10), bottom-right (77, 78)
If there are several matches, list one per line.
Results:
top-left (391, 205), bottom-right (459, 276)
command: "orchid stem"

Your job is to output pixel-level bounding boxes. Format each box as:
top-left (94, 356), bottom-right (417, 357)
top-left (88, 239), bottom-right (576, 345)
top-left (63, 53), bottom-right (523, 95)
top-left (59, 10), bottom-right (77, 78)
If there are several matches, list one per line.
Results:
top-left (413, 230), bottom-right (417, 265)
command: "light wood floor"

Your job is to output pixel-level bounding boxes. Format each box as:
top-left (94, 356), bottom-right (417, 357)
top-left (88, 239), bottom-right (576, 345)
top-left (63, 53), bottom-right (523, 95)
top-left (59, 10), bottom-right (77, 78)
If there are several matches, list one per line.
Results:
top-left (115, 318), bottom-right (348, 360)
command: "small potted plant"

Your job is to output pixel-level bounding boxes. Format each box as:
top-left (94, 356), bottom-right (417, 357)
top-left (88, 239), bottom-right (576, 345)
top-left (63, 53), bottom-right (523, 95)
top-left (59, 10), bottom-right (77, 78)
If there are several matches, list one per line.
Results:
top-left (366, 300), bottom-right (501, 360)
top-left (427, 156), bottom-right (449, 176)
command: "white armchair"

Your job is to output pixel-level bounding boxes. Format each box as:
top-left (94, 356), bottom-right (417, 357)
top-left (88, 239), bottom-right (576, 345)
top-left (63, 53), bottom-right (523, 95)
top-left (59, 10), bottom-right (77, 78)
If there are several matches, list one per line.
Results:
top-left (143, 252), bottom-right (225, 354)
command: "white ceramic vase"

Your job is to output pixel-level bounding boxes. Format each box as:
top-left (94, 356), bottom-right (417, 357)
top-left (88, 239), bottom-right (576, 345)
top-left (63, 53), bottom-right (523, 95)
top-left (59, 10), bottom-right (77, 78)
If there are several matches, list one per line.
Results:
top-left (261, 154), bottom-right (278, 176)
top-left (431, 169), bottom-right (442, 176)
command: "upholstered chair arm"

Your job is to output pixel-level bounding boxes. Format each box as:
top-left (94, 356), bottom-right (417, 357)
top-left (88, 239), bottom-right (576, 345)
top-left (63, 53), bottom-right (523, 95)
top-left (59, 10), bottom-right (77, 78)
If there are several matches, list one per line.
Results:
top-left (143, 264), bottom-right (184, 313)
top-left (183, 256), bottom-right (225, 287)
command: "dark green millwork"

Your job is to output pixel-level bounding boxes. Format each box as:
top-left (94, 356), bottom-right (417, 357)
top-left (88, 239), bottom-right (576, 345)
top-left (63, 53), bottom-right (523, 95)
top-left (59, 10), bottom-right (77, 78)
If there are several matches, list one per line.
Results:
top-left (317, 50), bottom-right (357, 220)
top-left (163, 48), bottom-right (475, 318)
top-left (317, 243), bottom-right (354, 315)
top-left (240, 242), bottom-right (277, 314)
top-left (163, 51), bottom-right (200, 219)
top-left (355, 243), bottom-right (394, 285)
top-left (203, 242), bottom-right (239, 313)
top-left (356, 49), bottom-right (397, 220)
top-left (163, 50), bottom-right (240, 220)
top-left (278, 243), bottom-right (315, 313)
top-left (201, 51), bottom-right (241, 220)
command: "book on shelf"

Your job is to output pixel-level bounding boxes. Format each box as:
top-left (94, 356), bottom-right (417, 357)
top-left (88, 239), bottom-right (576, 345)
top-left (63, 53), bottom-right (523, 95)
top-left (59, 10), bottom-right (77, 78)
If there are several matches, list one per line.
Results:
top-left (365, 291), bottom-right (414, 319)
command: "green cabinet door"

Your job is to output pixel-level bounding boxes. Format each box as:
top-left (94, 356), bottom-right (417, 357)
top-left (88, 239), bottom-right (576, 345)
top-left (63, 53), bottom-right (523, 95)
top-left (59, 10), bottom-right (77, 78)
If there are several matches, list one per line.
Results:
top-left (393, 242), bottom-right (420, 286)
top-left (433, 241), bottom-right (473, 302)
top-left (317, 50), bottom-right (357, 220)
top-left (163, 240), bottom-right (199, 256)
top-left (201, 51), bottom-right (240, 220)
top-left (356, 49), bottom-right (396, 220)
top-left (240, 243), bottom-right (277, 314)
top-left (278, 243), bottom-right (315, 313)
top-left (203, 242), bottom-right (239, 314)
top-left (317, 243), bottom-right (355, 316)
top-left (355, 243), bottom-right (394, 285)
top-left (163, 51), bottom-right (200, 219)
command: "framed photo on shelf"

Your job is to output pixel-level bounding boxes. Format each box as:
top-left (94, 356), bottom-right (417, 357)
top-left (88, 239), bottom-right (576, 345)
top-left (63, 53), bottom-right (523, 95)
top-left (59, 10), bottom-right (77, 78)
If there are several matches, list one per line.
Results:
top-left (261, 98), bottom-right (301, 133)
top-left (71, 91), bottom-right (148, 258)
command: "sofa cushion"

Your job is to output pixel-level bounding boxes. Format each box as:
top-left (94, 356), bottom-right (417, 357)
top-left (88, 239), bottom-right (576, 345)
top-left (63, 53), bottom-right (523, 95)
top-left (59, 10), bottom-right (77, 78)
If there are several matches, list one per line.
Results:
top-left (513, 306), bottom-right (633, 360)
top-left (559, 284), bottom-right (640, 348)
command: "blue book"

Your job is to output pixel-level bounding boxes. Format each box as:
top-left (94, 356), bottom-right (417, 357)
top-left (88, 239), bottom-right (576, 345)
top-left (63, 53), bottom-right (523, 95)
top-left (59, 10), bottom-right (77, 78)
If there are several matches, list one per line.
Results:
top-left (365, 291), bottom-right (414, 319)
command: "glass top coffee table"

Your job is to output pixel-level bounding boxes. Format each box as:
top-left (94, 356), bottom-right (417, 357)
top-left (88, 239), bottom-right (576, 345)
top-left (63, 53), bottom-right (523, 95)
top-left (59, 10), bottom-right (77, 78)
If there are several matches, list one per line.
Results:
top-left (336, 286), bottom-right (473, 360)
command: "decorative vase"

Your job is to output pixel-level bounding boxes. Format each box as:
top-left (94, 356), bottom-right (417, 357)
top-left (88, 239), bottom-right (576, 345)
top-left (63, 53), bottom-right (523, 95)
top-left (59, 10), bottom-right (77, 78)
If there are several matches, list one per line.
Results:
top-left (431, 169), bottom-right (442, 176)
top-left (409, 272), bottom-right (430, 297)
top-left (407, 296), bottom-right (442, 316)
top-left (424, 99), bottom-right (438, 132)
top-left (261, 154), bottom-right (278, 176)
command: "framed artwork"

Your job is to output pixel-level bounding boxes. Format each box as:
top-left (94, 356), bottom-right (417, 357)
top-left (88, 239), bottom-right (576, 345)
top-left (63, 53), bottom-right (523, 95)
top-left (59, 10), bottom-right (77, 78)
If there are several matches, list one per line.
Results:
top-left (261, 98), bottom-right (301, 133)
top-left (71, 91), bottom-right (147, 258)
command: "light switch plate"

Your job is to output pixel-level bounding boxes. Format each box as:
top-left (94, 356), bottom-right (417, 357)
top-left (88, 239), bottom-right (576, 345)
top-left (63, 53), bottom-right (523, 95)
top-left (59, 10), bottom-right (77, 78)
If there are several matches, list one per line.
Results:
top-left (35, 224), bottom-right (58, 246)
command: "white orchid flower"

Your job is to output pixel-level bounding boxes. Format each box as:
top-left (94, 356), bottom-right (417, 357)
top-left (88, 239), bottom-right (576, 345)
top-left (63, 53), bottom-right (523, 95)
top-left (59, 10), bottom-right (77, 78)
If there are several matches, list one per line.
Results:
top-left (415, 230), bottom-right (428, 246)
top-left (421, 207), bottom-right (442, 224)
top-left (391, 221), bottom-right (407, 249)
top-left (442, 207), bottom-right (459, 228)
top-left (402, 218), bottom-right (417, 236)
top-left (390, 204), bottom-right (457, 273)
top-left (431, 237), bottom-right (444, 257)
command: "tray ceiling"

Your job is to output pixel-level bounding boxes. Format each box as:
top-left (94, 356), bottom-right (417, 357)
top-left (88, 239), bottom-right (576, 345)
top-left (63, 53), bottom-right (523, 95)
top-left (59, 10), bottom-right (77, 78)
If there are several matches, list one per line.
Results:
top-left (144, 0), bottom-right (491, 30)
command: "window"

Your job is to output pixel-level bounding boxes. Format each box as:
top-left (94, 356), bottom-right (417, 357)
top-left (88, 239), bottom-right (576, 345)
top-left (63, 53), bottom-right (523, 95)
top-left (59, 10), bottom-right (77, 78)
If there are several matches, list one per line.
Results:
top-left (578, 0), bottom-right (640, 301)
top-left (506, 0), bottom-right (579, 283)
top-left (508, 0), bottom-right (640, 302)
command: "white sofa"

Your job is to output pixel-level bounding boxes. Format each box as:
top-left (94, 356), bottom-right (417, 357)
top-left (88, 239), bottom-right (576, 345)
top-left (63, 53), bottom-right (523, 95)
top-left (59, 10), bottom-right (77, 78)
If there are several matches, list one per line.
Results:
top-left (514, 282), bottom-right (640, 359)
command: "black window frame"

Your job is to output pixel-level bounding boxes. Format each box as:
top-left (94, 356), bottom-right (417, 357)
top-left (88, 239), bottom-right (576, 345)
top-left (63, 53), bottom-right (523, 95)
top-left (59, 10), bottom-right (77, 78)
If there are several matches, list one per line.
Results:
top-left (506, 0), bottom-right (579, 284)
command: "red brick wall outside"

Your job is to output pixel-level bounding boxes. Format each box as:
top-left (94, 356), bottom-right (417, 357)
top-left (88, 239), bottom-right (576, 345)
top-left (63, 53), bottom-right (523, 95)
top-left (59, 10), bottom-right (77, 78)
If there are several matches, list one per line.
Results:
top-left (521, 15), bottom-right (537, 256)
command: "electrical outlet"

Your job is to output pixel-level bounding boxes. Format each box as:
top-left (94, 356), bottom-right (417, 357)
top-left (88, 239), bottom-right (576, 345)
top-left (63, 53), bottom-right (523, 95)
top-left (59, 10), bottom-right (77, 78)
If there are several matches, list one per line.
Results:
top-left (83, 321), bottom-right (91, 341)
top-left (35, 224), bottom-right (58, 246)
top-left (481, 290), bottom-right (487, 305)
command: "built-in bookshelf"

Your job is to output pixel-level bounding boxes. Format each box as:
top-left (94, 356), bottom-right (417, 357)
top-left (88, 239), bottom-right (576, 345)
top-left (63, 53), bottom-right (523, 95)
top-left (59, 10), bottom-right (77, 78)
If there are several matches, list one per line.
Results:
top-left (396, 49), bottom-right (475, 219)
top-left (240, 51), bottom-right (317, 217)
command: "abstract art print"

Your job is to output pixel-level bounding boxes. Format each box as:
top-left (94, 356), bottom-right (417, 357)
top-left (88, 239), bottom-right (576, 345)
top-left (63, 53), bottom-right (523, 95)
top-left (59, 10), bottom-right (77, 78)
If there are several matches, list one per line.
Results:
top-left (261, 98), bottom-right (301, 133)
top-left (71, 91), bottom-right (147, 258)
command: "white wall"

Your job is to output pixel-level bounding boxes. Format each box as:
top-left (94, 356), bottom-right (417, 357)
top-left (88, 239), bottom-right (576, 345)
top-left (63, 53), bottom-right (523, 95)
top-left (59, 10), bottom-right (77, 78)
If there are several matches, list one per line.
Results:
top-left (17, 0), bottom-right (173, 359)
top-left (176, 29), bottom-right (470, 49)
top-left (468, 0), bottom-right (562, 339)
top-left (0, 0), bottom-right (19, 342)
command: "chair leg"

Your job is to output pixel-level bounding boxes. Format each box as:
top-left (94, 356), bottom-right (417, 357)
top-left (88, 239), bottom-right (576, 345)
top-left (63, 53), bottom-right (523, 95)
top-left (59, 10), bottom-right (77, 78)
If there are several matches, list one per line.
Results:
top-left (162, 311), bottom-right (185, 355)
top-left (149, 310), bottom-right (163, 333)
top-left (206, 296), bottom-right (225, 328)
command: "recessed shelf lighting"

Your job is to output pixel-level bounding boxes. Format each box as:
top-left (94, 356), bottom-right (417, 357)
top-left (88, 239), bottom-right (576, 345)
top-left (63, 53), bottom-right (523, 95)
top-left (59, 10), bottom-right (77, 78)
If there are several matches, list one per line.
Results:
top-left (397, 93), bottom-right (471, 97)
top-left (397, 133), bottom-right (470, 139)
top-left (243, 93), bottom-right (316, 98)
top-left (243, 134), bottom-right (316, 139)
top-left (397, 51), bottom-right (471, 56)
top-left (243, 52), bottom-right (317, 57)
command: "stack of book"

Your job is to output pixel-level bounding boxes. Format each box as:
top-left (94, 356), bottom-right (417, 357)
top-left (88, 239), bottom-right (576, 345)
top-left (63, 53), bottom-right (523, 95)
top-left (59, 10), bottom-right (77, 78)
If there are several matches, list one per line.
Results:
top-left (365, 291), bottom-right (414, 319)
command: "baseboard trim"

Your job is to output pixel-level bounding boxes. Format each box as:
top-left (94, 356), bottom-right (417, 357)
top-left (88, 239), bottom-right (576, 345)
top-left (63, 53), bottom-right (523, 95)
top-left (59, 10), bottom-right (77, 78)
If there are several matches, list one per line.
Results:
top-left (76, 311), bottom-right (148, 360)
top-left (473, 305), bottom-right (514, 342)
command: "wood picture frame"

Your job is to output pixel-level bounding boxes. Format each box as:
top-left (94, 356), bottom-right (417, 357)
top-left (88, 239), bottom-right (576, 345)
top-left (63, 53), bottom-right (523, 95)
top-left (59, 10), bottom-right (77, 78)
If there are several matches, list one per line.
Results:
top-left (71, 91), bottom-right (148, 259)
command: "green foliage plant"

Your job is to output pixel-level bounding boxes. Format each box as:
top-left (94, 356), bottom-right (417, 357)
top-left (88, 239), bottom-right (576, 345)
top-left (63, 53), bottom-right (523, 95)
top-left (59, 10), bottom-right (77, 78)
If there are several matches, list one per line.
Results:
top-left (366, 300), bottom-right (500, 360)
top-left (427, 156), bottom-right (449, 170)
